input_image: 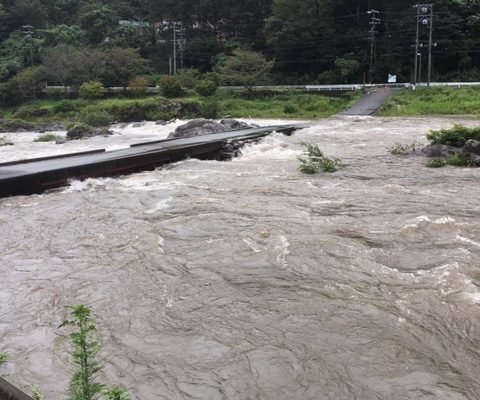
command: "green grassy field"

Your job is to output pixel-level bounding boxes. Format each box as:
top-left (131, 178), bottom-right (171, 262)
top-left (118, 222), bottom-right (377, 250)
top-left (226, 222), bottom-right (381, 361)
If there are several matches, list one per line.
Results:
top-left (0, 90), bottom-right (362, 129)
top-left (380, 87), bottom-right (480, 116)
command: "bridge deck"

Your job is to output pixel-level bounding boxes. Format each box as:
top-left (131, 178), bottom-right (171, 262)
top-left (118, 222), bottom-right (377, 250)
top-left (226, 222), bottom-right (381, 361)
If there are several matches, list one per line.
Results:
top-left (0, 124), bottom-right (306, 198)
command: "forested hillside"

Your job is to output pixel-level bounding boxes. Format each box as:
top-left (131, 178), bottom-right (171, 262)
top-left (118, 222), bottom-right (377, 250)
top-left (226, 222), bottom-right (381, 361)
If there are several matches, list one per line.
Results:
top-left (0, 0), bottom-right (479, 88)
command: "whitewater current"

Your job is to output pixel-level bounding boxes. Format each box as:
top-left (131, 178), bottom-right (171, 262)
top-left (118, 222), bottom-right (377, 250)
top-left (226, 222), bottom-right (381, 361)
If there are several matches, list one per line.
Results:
top-left (1, 117), bottom-right (480, 399)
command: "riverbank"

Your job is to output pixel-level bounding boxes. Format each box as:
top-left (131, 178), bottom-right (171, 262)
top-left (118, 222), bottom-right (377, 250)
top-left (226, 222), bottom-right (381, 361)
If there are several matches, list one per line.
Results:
top-left (380, 86), bottom-right (480, 116)
top-left (0, 91), bottom-right (361, 135)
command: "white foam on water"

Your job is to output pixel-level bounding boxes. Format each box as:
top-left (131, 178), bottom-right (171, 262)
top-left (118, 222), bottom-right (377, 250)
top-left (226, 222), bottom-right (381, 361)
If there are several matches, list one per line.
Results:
top-left (234, 133), bottom-right (300, 162)
top-left (145, 199), bottom-right (171, 214)
top-left (456, 234), bottom-right (480, 248)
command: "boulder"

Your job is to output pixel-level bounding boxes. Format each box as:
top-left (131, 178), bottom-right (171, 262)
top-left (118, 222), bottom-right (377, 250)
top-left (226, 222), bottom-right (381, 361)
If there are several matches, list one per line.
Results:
top-left (66, 124), bottom-right (112, 140)
top-left (464, 139), bottom-right (480, 156)
top-left (168, 119), bottom-right (227, 139)
top-left (168, 118), bottom-right (254, 139)
top-left (0, 136), bottom-right (13, 146)
top-left (421, 144), bottom-right (461, 157)
top-left (220, 118), bottom-right (251, 130)
top-left (67, 124), bottom-right (95, 140)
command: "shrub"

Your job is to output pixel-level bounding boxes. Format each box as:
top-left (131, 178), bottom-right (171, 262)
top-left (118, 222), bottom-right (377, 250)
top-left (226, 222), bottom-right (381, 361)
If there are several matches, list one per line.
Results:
top-left (34, 134), bottom-right (63, 142)
top-left (128, 76), bottom-right (148, 96)
top-left (283, 104), bottom-right (298, 114)
top-left (102, 101), bottom-right (157, 122)
top-left (194, 79), bottom-right (218, 97)
top-left (298, 142), bottom-right (344, 174)
top-left (200, 100), bottom-right (219, 119)
top-left (0, 80), bottom-right (24, 107)
top-left (14, 66), bottom-right (47, 99)
top-left (80, 110), bottom-right (112, 127)
top-left (46, 88), bottom-right (66, 100)
top-left (14, 106), bottom-right (51, 119)
top-left (159, 75), bottom-right (183, 98)
top-left (426, 158), bottom-right (446, 168)
top-left (427, 125), bottom-right (480, 147)
top-left (145, 110), bottom-right (172, 121)
top-left (446, 153), bottom-right (475, 167)
top-left (53, 100), bottom-right (79, 114)
top-left (79, 81), bottom-right (106, 99)
top-left (176, 68), bottom-right (201, 88)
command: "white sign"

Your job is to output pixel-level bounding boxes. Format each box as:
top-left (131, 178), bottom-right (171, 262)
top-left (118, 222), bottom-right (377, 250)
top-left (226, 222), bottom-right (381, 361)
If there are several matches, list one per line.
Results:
top-left (388, 74), bottom-right (397, 83)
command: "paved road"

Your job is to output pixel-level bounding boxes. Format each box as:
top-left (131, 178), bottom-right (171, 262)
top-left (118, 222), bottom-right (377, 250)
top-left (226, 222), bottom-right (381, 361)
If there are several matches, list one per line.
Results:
top-left (341, 87), bottom-right (402, 116)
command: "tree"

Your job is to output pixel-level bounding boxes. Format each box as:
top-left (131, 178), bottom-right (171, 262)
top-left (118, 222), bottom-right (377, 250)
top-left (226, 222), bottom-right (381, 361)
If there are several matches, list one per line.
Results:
top-left (217, 49), bottom-right (273, 94)
top-left (14, 65), bottom-right (47, 99)
top-left (102, 48), bottom-right (148, 89)
top-left (40, 24), bottom-right (87, 47)
top-left (335, 56), bottom-right (360, 83)
top-left (42, 45), bottom-right (79, 88)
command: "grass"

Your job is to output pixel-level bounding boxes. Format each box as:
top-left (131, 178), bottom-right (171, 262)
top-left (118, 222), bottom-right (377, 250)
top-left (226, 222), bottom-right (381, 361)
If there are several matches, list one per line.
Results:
top-left (216, 91), bottom-right (361, 119)
top-left (380, 86), bottom-right (480, 116)
top-left (33, 133), bottom-right (63, 142)
top-left (426, 158), bottom-right (447, 168)
top-left (0, 91), bottom-right (361, 127)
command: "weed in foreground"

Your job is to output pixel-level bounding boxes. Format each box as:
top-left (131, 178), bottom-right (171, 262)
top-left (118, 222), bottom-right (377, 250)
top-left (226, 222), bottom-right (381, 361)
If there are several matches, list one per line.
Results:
top-left (60, 305), bottom-right (130, 400)
top-left (298, 142), bottom-right (344, 174)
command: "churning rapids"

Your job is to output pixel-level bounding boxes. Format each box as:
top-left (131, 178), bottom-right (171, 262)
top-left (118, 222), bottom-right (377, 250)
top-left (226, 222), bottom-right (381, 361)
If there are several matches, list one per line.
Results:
top-left (1, 117), bottom-right (480, 400)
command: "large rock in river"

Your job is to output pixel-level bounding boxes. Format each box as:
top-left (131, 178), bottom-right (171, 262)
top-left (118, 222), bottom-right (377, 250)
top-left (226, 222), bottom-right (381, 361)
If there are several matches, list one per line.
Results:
top-left (421, 144), bottom-right (462, 157)
top-left (168, 118), bottom-right (252, 139)
top-left (464, 139), bottom-right (480, 156)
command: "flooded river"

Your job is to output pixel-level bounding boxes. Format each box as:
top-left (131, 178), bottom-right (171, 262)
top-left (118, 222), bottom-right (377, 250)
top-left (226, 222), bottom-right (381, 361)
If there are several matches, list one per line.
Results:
top-left (1, 117), bottom-right (480, 399)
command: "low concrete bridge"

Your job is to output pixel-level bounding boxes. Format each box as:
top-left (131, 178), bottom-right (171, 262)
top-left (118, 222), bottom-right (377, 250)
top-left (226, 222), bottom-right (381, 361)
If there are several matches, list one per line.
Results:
top-left (340, 87), bottom-right (402, 116)
top-left (0, 124), bottom-right (306, 198)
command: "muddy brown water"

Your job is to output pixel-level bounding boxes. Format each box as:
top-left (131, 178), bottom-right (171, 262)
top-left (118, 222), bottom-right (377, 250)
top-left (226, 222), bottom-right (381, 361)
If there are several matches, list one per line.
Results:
top-left (1, 117), bottom-right (480, 400)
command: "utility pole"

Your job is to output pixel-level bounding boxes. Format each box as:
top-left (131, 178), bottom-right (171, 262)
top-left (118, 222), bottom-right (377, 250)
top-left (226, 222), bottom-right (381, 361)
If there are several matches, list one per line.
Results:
top-left (178, 25), bottom-right (186, 70)
top-left (367, 10), bottom-right (380, 84)
top-left (427, 5), bottom-right (434, 87)
top-left (413, 4), bottom-right (433, 87)
top-left (173, 22), bottom-right (177, 75)
top-left (22, 25), bottom-right (34, 66)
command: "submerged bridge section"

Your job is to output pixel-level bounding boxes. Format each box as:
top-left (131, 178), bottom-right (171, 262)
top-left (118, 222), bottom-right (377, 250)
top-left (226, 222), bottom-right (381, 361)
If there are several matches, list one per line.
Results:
top-left (0, 124), bottom-right (306, 199)
top-left (340, 87), bottom-right (402, 116)
top-left (0, 377), bottom-right (34, 400)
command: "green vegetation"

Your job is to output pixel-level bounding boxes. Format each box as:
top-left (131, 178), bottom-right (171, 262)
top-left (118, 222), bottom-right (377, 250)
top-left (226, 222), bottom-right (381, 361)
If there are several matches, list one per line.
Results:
top-left (194, 80), bottom-right (218, 97)
top-left (445, 153), bottom-right (475, 167)
top-left (60, 305), bottom-right (130, 400)
top-left (159, 76), bottom-right (183, 98)
top-left (381, 87), bottom-right (480, 116)
top-left (426, 158), bottom-right (447, 168)
top-left (0, 352), bottom-right (8, 378)
top-left (0, 90), bottom-right (359, 130)
top-left (34, 133), bottom-right (63, 142)
top-left (427, 124), bottom-right (480, 147)
top-left (79, 81), bottom-right (106, 100)
top-left (80, 110), bottom-right (112, 127)
top-left (298, 142), bottom-right (344, 174)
